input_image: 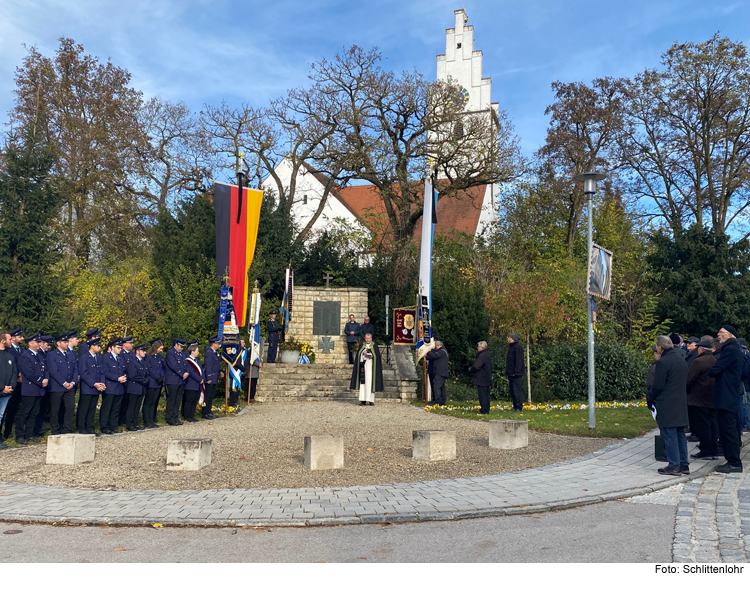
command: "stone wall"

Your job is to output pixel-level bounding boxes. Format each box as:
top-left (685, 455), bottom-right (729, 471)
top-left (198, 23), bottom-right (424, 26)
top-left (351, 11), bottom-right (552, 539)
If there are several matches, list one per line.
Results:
top-left (286, 287), bottom-right (369, 364)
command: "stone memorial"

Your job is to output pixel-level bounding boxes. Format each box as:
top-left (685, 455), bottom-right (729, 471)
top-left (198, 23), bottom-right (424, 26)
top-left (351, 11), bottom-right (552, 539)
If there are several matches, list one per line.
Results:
top-left (46, 434), bottom-right (96, 466)
top-left (166, 438), bottom-right (213, 471)
top-left (489, 420), bottom-right (529, 449)
top-left (304, 435), bottom-right (344, 470)
top-left (412, 430), bottom-right (456, 461)
top-left (286, 286), bottom-right (368, 364)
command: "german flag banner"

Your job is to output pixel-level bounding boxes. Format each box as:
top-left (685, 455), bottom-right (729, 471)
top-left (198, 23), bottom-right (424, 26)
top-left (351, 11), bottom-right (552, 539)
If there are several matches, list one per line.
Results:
top-left (214, 182), bottom-right (263, 326)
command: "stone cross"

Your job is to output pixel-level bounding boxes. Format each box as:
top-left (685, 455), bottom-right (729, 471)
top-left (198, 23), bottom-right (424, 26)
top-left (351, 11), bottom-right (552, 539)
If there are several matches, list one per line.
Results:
top-left (317, 336), bottom-right (335, 354)
top-left (323, 273), bottom-right (333, 288)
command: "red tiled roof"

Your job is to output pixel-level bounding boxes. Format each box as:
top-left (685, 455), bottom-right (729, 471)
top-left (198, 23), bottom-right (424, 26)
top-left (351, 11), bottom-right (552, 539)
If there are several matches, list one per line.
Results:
top-left (336, 183), bottom-right (487, 244)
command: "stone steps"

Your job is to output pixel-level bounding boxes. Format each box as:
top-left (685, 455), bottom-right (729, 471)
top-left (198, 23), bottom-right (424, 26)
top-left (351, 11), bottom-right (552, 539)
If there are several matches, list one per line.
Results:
top-left (257, 362), bottom-right (404, 401)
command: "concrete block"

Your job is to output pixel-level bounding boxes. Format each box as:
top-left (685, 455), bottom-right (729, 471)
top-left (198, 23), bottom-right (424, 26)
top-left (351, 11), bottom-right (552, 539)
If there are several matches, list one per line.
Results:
top-left (166, 439), bottom-right (213, 471)
top-left (304, 435), bottom-right (344, 470)
top-left (412, 430), bottom-right (456, 461)
top-left (489, 420), bottom-right (529, 449)
top-left (46, 434), bottom-right (96, 465)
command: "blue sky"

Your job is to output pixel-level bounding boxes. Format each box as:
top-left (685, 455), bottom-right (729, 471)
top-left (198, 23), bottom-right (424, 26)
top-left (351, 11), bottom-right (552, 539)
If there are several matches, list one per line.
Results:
top-left (1, 0), bottom-right (748, 155)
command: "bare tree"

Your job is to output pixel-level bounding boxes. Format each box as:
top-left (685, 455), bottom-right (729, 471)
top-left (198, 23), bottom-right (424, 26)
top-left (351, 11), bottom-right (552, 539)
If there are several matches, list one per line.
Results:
top-left (617, 34), bottom-right (750, 236)
top-left (125, 98), bottom-right (213, 216)
top-left (537, 78), bottom-right (625, 256)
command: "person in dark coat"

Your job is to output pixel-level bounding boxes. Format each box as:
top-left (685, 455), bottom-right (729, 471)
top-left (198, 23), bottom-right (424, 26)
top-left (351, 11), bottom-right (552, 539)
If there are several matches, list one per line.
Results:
top-left (470, 341), bottom-right (492, 414)
top-left (349, 333), bottom-right (383, 405)
top-left (183, 343), bottom-right (204, 422)
top-left (426, 341), bottom-right (449, 406)
top-left (78, 338), bottom-right (105, 435)
top-left (47, 334), bottom-right (78, 435)
top-left (14, 335), bottom-right (48, 445)
top-left (164, 338), bottom-right (188, 425)
top-left (687, 340), bottom-right (718, 459)
top-left (118, 336), bottom-right (135, 427)
top-left (143, 339), bottom-right (165, 428)
top-left (0, 331), bottom-right (18, 449)
top-left (33, 335), bottom-right (53, 437)
top-left (203, 336), bottom-right (222, 418)
top-left (77, 327), bottom-right (101, 362)
top-left (125, 344), bottom-right (149, 431)
top-left (646, 346), bottom-right (660, 403)
top-left (2, 327), bottom-right (24, 440)
top-left (344, 314), bottom-right (361, 364)
top-left (651, 335), bottom-right (690, 475)
top-left (266, 312), bottom-right (281, 363)
top-left (359, 316), bottom-right (375, 342)
top-left (506, 333), bottom-right (525, 411)
top-left (100, 339), bottom-right (127, 435)
top-left (670, 333), bottom-right (687, 358)
top-left (707, 325), bottom-right (744, 473)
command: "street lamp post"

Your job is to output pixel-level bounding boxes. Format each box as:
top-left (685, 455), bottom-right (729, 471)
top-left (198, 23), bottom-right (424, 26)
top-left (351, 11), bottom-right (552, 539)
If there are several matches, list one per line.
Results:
top-left (573, 171), bottom-right (606, 430)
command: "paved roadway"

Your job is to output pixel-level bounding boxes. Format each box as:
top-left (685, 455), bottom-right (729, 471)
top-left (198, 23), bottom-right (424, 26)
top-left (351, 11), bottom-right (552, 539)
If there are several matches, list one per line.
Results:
top-left (0, 497), bottom-right (675, 562)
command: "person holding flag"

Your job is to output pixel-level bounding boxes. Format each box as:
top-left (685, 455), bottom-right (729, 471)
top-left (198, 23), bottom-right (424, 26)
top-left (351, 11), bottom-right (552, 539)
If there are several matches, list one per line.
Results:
top-left (203, 336), bottom-right (222, 419)
top-left (416, 173), bottom-right (438, 400)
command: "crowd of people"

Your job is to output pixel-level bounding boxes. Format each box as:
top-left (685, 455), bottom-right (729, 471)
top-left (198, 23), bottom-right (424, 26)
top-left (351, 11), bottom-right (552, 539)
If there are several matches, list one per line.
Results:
top-left (647, 327), bottom-right (748, 475)
top-left (0, 327), bottom-right (262, 447)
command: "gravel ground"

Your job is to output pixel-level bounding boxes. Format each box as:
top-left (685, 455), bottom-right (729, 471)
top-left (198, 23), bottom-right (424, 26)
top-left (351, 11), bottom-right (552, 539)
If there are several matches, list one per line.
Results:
top-left (0, 401), bottom-right (620, 491)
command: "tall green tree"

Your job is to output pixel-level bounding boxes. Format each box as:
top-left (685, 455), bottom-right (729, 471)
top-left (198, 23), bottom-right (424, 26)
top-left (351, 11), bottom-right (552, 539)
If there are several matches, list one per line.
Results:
top-left (0, 131), bottom-right (66, 332)
top-left (649, 224), bottom-right (750, 336)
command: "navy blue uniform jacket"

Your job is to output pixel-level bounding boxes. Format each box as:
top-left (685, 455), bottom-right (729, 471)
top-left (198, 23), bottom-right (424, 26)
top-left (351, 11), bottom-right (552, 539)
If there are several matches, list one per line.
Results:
top-left (48, 348), bottom-right (78, 393)
top-left (18, 350), bottom-right (46, 397)
top-left (80, 353), bottom-right (103, 395)
top-left (165, 348), bottom-right (186, 386)
top-left (126, 356), bottom-right (149, 395)
top-left (185, 356), bottom-right (203, 391)
top-left (103, 352), bottom-right (126, 395)
top-left (203, 346), bottom-right (221, 383)
top-left (146, 353), bottom-right (166, 389)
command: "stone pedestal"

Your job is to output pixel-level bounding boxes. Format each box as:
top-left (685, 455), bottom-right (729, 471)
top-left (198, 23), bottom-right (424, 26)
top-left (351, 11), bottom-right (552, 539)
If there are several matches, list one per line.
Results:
top-left (166, 439), bottom-right (213, 471)
top-left (286, 287), bottom-right (369, 364)
top-left (412, 430), bottom-right (456, 461)
top-left (46, 434), bottom-right (96, 465)
top-left (489, 420), bottom-right (529, 449)
top-left (304, 435), bottom-right (344, 470)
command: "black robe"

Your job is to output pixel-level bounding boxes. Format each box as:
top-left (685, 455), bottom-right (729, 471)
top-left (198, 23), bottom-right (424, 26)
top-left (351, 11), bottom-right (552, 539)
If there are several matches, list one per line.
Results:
top-left (349, 342), bottom-right (384, 392)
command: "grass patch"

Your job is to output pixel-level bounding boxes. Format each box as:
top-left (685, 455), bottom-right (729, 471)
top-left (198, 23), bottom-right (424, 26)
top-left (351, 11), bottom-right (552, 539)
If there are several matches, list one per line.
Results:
top-left (411, 400), bottom-right (655, 439)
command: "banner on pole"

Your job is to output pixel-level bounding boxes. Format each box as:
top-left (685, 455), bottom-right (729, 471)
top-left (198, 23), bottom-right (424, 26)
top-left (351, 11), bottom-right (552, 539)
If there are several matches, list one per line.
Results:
top-left (587, 243), bottom-right (613, 300)
top-left (392, 307), bottom-right (416, 345)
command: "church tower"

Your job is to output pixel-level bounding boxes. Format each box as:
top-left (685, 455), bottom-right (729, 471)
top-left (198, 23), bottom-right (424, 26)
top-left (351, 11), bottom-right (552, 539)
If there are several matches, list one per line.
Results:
top-left (436, 9), bottom-right (499, 123)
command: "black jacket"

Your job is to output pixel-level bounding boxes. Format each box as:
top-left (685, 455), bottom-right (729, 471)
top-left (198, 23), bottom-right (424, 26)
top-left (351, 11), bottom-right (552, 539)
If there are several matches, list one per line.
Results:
top-left (651, 347), bottom-right (689, 428)
top-left (0, 349), bottom-right (17, 395)
top-left (708, 338), bottom-right (743, 412)
top-left (359, 323), bottom-right (375, 340)
top-left (686, 351), bottom-right (715, 408)
top-left (470, 349), bottom-right (492, 387)
top-left (506, 341), bottom-right (524, 377)
top-left (426, 347), bottom-right (449, 378)
top-left (685, 349), bottom-right (699, 368)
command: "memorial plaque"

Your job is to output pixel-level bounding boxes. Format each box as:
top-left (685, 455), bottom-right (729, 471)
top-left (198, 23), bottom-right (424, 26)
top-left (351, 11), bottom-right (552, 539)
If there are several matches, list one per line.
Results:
top-left (313, 301), bottom-right (341, 335)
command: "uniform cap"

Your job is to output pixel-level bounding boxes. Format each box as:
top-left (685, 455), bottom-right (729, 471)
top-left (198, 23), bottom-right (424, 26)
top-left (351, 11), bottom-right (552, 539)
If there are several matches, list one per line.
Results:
top-left (55, 334), bottom-right (69, 342)
top-left (186, 340), bottom-right (198, 347)
top-left (40, 335), bottom-right (54, 344)
top-left (108, 338), bottom-right (123, 348)
top-left (149, 337), bottom-right (163, 346)
top-left (135, 343), bottom-right (147, 351)
top-left (270, 310), bottom-right (278, 315)
top-left (122, 336), bottom-right (134, 344)
top-left (172, 338), bottom-right (187, 346)
top-left (208, 335), bottom-right (220, 344)
top-left (9, 327), bottom-right (23, 337)
top-left (26, 333), bottom-right (42, 343)
top-left (85, 327), bottom-right (100, 338)
top-left (87, 338), bottom-right (101, 347)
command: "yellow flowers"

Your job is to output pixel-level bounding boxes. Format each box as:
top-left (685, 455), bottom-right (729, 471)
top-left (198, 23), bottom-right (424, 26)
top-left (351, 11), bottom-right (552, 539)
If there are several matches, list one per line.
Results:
top-left (426, 400), bottom-right (647, 413)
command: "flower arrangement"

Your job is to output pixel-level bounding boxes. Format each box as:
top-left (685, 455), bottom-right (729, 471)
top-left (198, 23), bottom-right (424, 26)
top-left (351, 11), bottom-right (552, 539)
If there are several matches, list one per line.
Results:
top-left (280, 337), bottom-right (316, 362)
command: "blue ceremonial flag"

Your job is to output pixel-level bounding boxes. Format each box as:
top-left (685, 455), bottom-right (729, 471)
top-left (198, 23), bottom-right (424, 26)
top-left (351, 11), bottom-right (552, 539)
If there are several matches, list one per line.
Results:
top-left (248, 291), bottom-right (262, 365)
top-left (217, 286), bottom-right (230, 343)
top-left (279, 266), bottom-right (293, 332)
top-left (416, 175), bottom-right (437, 361)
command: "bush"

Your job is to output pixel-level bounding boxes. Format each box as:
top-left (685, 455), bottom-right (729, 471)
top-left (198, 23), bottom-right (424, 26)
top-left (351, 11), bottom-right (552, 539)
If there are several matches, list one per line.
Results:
top-left (532, 342), bottom-right (648, 401)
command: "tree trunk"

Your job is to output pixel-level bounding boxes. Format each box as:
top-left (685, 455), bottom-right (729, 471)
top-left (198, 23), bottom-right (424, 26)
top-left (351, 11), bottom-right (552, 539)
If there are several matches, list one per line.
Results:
top-left (526, 333), bottom-right (532, 405)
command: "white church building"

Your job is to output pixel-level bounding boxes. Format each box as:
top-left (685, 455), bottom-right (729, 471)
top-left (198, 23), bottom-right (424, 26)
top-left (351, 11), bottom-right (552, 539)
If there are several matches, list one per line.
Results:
top-left (261, 9), bottom-right (500, 245)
